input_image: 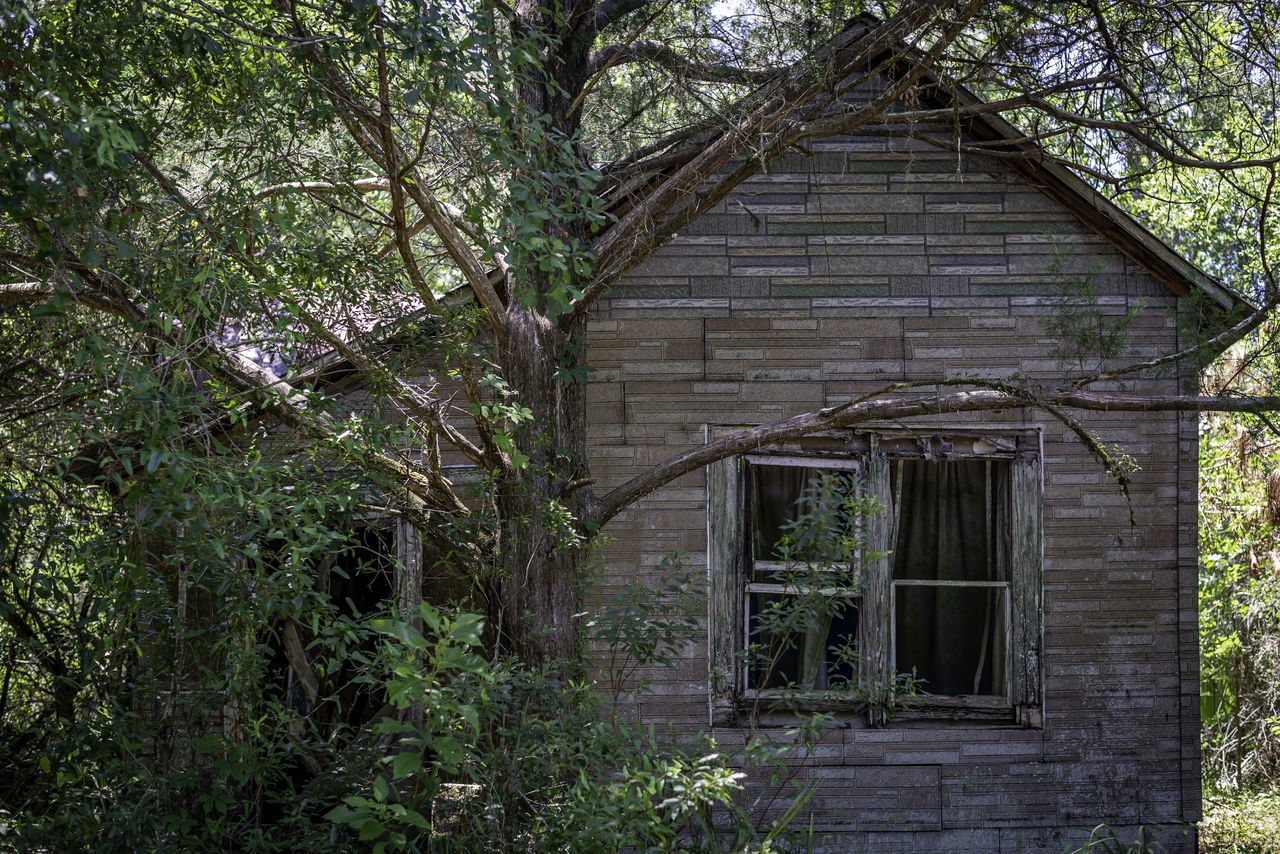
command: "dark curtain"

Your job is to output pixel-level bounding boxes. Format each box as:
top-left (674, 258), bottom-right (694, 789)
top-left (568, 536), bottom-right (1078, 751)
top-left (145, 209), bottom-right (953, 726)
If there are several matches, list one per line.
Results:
top-left (751, 465), bottom-right (822, 563)
top-left (892, 459), bottom-right (1008, 696)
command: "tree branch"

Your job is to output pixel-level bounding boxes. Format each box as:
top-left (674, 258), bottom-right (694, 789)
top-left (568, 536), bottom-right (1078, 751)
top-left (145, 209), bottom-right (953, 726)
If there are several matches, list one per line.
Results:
top-left (584, 0), bottom-right (650, 40)
top-left (574, 0), bottom-right (979, 325)
top-left (587, 40), bottom-right (780, 84)
top-left (587, 384), bottom-right (1280, 527)
top-left (0, 263), bottom-right (468, 518)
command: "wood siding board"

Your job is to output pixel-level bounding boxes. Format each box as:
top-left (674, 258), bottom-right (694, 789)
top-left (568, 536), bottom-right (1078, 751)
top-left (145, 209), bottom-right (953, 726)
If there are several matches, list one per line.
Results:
top-left (1012, 448), bottom-right (1045, 711)
top-left (863, 444), bottom-right (893, 726)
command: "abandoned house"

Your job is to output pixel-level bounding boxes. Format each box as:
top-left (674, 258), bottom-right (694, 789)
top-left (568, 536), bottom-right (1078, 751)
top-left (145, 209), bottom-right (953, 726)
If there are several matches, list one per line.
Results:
top-left (120, 42), bottom-right (1240, 854)
top-left (566, 68), bottom-right (1237, 853)
top-left (289, 83), bottom-right (1230, 848)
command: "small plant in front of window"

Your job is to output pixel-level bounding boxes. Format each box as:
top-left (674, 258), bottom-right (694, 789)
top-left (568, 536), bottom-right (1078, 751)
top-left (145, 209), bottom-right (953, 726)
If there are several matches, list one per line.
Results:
top-left (743, 470), bottom-right (914, 714)
top-left (587, 550), bottom-right (700, 705)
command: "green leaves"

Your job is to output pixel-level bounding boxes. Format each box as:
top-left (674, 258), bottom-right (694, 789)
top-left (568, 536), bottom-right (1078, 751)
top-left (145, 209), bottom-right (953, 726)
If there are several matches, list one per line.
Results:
top-left (1200, 402), bottom-right (1280, 789)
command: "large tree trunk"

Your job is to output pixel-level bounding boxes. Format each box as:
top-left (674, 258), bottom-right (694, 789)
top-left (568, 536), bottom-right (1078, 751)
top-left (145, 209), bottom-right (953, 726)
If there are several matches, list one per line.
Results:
top-left (496, 305), bottom-right (589, 664)
top-left (492, 3), bottom-right (596, 664)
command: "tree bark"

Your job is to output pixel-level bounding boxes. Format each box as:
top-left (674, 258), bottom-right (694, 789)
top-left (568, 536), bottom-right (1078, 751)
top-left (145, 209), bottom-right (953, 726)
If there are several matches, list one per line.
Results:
top-left (496, 306), bottom-right (588, 664)
top-left (489, 2), bottom-right (597, 664)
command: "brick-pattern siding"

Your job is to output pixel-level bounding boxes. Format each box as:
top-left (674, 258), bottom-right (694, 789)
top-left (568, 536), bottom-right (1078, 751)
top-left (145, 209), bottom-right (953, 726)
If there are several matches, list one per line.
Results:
top-left (584, 137), bottom-right (1201, 852)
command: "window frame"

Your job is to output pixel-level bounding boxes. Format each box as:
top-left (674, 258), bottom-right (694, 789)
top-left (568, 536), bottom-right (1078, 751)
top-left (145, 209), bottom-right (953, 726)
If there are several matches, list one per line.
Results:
top-left (707, 427), bottom-right (1043, 726)
top-left (269, 516), bottom-right (424, 725)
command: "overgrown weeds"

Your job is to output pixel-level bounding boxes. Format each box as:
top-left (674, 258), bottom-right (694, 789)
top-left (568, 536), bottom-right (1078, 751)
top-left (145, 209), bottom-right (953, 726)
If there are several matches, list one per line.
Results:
top-left (1200, 787), bottom-right (1280, 854)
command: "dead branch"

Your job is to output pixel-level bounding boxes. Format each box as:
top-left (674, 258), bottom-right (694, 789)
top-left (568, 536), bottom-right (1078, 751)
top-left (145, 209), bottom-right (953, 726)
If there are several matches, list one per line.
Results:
top-left (573, 0), bottom-right (982, 325)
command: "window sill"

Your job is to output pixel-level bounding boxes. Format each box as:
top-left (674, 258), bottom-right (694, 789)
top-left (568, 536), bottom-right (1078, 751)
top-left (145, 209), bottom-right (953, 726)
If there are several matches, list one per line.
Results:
top-left (720, 692), bottom-right (1042, 728)
top-left (893, 695), bottom-right (1043, 727)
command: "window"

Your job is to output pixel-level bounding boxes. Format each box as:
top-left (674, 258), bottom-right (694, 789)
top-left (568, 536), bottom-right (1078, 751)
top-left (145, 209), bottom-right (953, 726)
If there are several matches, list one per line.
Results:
top-left (745, 459), bottom-right (863, 692)
top-left (268, 521), bottom-right (406, 728)
top-left (264, 516), bottom-right (477, 727)
top-left (708, 429), bottom-right (1042, 725)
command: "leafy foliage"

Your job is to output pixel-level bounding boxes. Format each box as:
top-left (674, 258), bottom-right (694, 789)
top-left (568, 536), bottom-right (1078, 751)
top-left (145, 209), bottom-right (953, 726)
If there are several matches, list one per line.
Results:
top-left (6, 0), bottom-right (1280, 847)
top-left (1199, 786), bottom-right (1280, 854)
top-left (1199, 361), bottom-right (1280, 791)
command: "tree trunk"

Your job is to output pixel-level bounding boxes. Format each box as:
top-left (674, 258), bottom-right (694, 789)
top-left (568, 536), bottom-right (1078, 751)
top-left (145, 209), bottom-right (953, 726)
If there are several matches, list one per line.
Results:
top-left (496, 305), bottom-right (588, 664)
top-left (488, 3), bottom-right (596, 665)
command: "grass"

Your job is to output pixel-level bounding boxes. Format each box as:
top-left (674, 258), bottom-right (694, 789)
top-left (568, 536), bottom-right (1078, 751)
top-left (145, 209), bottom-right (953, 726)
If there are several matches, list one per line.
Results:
top-left (1201, 787), bottom-right (1280, 854)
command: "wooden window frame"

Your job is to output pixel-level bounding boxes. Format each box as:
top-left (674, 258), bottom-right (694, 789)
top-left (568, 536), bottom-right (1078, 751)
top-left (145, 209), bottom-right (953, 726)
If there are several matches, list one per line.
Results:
top-left (707, 427), bottom-right (1042, 727)
top-left (276, 516), bottom-right (424, 723)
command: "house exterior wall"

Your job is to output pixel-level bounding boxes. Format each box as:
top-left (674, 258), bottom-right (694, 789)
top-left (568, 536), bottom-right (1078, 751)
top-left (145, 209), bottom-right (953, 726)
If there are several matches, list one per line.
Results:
top-left (583, 137), bottom-right (1201, 852)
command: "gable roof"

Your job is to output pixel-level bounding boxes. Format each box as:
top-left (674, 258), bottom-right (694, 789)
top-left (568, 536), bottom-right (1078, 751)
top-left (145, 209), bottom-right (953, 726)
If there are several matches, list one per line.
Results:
top-left (942, 81), bottom-right (1239, 310)
top-left (838, 15), bottom-right (1243, 312)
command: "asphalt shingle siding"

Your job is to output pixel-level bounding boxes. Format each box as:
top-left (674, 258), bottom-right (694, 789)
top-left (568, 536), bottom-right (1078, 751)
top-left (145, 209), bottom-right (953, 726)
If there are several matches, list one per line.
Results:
top-left (584, 135), bottom-right (1200, 852)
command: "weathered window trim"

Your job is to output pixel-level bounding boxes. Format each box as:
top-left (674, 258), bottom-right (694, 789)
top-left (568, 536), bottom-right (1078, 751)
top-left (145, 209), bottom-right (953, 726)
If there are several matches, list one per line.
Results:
top-left (707, 425), bottom-right (1043, 727)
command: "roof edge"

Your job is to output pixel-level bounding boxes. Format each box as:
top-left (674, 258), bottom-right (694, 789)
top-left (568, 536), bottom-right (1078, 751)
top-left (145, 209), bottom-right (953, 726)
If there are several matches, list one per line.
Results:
top-left (904, 68), bottom-right (1248, 313)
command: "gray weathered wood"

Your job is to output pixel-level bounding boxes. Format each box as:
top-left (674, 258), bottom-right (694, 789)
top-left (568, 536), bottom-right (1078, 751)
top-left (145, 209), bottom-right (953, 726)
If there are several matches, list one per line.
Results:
top-left (707, 454), bottom-right (742, 725)
top-left (396, 518), bottom-right (424, 627)
top-left (862, 440), bottom-right (893, 726)
top-left (1011, 447), bottom-right (1043, 710)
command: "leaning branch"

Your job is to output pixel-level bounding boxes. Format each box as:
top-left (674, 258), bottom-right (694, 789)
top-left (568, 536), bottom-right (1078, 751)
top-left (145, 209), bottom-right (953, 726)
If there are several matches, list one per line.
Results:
top-left (586, 386), bottom-right (1280, 527)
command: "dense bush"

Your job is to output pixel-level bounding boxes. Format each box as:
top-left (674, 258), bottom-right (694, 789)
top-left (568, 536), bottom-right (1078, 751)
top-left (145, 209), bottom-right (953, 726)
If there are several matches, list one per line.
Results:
top-left (1200, 367), bottom-right (1280, 791)
top-left (0, 469), bottom-right (871, 852)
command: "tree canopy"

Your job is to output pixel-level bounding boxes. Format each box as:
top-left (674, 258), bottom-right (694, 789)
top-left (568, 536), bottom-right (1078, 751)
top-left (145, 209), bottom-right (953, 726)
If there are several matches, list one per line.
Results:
top-left (6, 0), bottom-right (1280, 656)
